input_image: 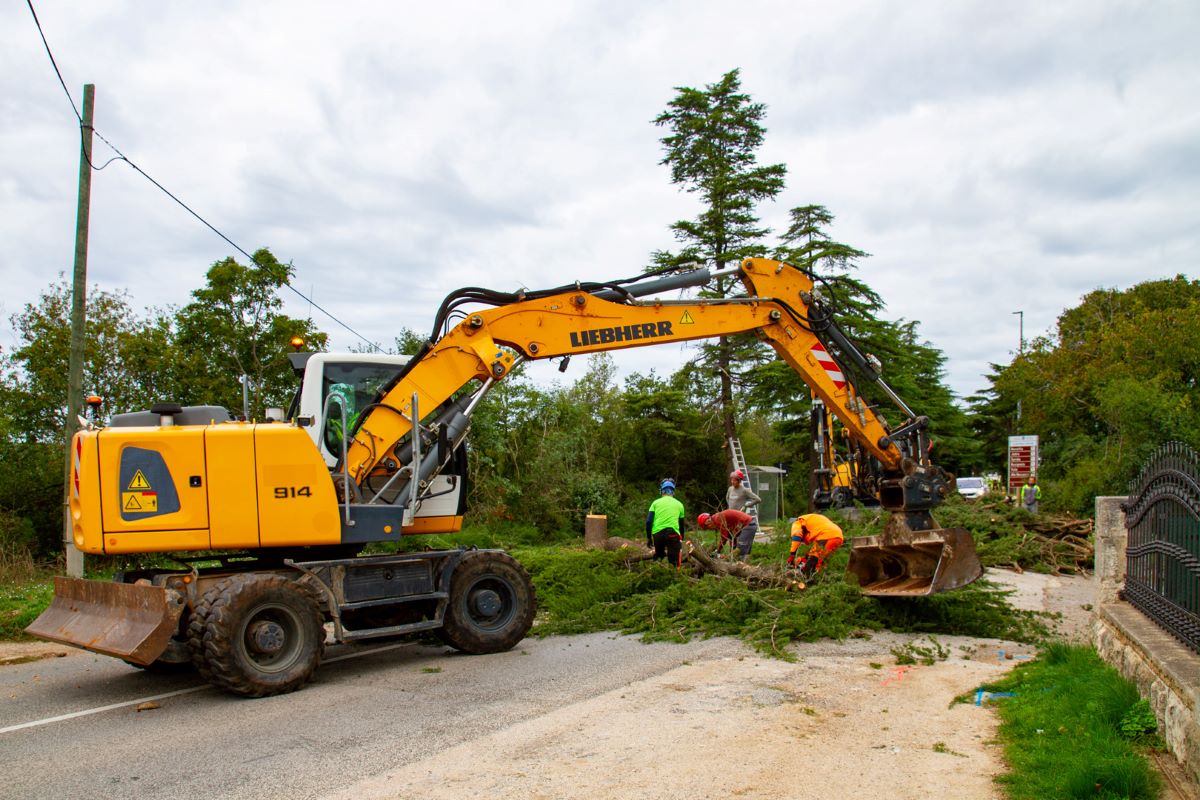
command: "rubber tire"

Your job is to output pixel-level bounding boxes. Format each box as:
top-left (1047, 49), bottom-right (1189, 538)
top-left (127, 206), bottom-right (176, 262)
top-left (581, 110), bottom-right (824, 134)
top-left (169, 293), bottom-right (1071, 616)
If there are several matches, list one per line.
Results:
top-left (125, 637), bottom-right (194, 674)
top-left (193, 574), bottom-right (325, 697)
top-left (187, 586), bottom-right (219, 684)
top-left (437, 552), bottom-right (536, 654)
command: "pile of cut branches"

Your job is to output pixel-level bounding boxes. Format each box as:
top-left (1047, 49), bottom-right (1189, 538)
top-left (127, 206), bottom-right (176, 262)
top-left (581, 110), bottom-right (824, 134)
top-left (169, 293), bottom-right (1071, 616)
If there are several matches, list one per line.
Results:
top-left (1021, 514), bottom-right (1094, 575)
top-left (940, 500), bottom-right (1095, 575)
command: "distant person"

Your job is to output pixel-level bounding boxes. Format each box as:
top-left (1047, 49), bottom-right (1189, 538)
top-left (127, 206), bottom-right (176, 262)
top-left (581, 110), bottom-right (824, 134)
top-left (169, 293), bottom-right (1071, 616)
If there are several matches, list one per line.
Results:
top-left (647, 478), bottom-right (686, 567)
top-left (697, 509), bottom-right (758, 561)
top-left (787, 513), bottom-right (844, 578)
top-left (726, 470), bottom-right (761, 513)
top-left (1019, 475), bottom-right (1041, 514)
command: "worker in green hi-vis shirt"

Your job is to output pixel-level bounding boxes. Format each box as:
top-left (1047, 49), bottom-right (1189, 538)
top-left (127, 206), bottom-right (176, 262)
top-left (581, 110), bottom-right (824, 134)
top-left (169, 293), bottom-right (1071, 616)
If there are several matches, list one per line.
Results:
top-left (646, 478), bottom-right (686, 567)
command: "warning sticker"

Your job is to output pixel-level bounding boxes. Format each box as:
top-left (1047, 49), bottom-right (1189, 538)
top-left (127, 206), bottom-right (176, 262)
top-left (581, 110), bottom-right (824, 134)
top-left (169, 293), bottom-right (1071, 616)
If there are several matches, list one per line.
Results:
top-left (127, 470), bottom-right (152, 491)
top-left (122, 491), bottom-right (159, 513)
top-left (679, 310), bottom-right (695, 325)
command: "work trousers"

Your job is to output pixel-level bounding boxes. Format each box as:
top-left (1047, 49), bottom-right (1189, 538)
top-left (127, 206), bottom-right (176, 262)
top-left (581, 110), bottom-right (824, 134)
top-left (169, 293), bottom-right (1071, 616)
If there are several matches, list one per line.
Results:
top-left (653, 529), bottom-right (682, 567)
top-left (795, 536), bottom-right (843, 571)
top-left (734, 521), bottom-right (758, 557)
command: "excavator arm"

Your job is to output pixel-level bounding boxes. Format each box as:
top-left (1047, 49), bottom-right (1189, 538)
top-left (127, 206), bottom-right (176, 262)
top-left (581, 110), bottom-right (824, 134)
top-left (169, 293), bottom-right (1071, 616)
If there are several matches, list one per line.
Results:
top-left (343, 258), bottom-right (981, 595)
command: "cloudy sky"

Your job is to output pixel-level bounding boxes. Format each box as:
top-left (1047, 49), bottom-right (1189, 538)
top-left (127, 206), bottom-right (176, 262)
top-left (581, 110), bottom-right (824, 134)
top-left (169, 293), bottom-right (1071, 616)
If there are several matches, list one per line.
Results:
top-left (2, 1), bottom-right (1196, 403)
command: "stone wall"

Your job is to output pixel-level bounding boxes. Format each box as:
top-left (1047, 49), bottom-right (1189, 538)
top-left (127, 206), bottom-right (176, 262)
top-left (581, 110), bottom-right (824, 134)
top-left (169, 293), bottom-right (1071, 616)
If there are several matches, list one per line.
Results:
top-left (1093, 496), bottom-right (1200, 787)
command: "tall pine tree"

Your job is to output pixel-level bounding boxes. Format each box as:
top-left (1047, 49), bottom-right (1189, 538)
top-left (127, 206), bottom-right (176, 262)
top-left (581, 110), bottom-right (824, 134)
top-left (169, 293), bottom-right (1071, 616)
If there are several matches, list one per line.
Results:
top-left (654, 69), bottom-right (786, 443)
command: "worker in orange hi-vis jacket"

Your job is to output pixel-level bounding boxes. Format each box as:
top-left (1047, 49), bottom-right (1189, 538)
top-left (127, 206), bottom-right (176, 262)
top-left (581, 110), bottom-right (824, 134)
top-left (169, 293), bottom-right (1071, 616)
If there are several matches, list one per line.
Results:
top-left (787, 513), bottom-right (844, 577)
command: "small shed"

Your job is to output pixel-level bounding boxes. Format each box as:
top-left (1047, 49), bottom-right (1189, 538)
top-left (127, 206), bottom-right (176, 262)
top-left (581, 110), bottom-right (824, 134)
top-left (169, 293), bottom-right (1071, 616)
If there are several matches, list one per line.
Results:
top-left (746, 464), bottom-right (786, 524)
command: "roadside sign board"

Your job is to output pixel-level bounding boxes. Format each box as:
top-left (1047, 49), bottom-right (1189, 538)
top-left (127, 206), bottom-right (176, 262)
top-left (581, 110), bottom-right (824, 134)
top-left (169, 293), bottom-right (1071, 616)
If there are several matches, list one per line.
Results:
top-left (1007, 435), bottom-right (1039, 495)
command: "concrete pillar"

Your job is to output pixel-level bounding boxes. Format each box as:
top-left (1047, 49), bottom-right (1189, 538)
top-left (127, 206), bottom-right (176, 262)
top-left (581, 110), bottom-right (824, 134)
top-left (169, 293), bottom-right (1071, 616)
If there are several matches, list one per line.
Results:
top-left (1094, 496), bottom-right (1128, 605)
top-left (584, 514), bottom-right (608, 549)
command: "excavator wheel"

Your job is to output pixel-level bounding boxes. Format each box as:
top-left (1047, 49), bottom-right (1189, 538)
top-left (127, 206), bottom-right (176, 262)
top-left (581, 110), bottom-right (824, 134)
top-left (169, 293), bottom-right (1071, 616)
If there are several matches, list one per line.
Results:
top-left (437, 551), bottom-right (536, 654)
top-left (187, 587), bottom-right (219, 684)
top-left (124, 635), bottom-right (194, 674)
top-left (191, 574), bottom-right (326, 697)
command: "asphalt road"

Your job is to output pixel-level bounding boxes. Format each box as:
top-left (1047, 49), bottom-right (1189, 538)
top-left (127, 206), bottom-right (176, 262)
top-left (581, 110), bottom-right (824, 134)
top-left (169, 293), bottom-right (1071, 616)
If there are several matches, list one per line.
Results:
top-left (0, 632), bottom-right (746, 800)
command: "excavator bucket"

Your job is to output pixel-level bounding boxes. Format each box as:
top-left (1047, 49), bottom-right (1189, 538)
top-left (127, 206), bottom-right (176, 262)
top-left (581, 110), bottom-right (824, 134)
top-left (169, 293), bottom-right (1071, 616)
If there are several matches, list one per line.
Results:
top-left (25, 577), bottom-right (186, 666)
top-left (847, 526), bottom-right (983, 597)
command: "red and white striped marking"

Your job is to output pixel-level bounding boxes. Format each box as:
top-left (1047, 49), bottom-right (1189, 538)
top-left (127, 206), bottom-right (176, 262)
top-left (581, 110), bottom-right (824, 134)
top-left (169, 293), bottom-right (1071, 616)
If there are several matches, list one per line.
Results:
top-left (810, 343), bottom-right (846, 389)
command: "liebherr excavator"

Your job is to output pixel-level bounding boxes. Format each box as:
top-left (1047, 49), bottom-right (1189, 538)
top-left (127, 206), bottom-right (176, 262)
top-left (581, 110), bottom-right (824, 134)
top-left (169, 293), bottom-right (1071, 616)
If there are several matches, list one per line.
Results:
top-left (29, 258), bottom-right (981, 696)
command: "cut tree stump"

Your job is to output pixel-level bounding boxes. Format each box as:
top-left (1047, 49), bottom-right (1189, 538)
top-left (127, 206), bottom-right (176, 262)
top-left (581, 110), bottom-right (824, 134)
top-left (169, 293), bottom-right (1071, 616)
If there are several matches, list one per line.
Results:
top-left (584, 515), bottom-right (609, 549)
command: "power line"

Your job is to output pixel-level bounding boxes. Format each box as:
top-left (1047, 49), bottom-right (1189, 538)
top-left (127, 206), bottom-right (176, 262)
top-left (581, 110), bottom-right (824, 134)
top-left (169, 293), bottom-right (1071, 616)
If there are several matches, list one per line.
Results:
top-left (26, 0), bottom-right (77, 120)
top-left (24, 0), bottom-right (384, 352)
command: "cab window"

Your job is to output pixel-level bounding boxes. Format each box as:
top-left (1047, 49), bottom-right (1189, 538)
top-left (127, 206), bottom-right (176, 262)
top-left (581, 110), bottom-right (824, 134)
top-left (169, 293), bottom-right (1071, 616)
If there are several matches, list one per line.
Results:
top-left (322, 362), bottom-right (403, 455)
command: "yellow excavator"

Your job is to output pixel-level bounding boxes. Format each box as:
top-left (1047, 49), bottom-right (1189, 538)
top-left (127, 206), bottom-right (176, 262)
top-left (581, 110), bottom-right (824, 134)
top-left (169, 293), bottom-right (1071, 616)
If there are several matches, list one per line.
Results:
top-left (29, 257), bottom-right (982, 695)
top-left (810, 397), bottom-right (882, 510)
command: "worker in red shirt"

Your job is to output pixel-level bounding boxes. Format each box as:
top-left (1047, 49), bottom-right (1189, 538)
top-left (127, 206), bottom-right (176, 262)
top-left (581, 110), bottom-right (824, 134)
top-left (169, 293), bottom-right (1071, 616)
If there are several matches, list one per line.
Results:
top-left (788, 513), bottom-right (844, 577)
top-left (697, 509), bottom-right (758, 561)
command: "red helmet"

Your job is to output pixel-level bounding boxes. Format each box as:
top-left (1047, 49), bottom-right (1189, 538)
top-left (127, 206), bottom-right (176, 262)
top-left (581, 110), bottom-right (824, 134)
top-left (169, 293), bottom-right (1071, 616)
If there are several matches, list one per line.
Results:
top-left (697, 513), bottom-right (712, 528)
top-left (730, 470), bottom-right (745, 481)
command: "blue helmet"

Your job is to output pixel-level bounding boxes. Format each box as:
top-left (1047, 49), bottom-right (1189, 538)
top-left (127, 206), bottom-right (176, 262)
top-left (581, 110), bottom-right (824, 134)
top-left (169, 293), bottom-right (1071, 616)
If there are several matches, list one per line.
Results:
top-left (660, 478), bottom-right (676, 493)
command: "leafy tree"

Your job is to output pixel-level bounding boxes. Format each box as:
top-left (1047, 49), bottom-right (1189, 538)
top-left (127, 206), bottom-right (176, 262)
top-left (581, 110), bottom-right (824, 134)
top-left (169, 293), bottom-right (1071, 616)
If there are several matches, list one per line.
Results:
top-left (173, 248), bottom-right (328, 418)
top-left (654, 68), bottom-right (787, 444)
top-left (0, 281), bottom-right (181, 558)
top-left (984, 276), bottom-right (1200, 511)
top-left (743, 206), bottom-right (976, 500)
top-left (0, 372), bottom-right (62, 561)
top-left (3, 280), bottom-right (180, 436)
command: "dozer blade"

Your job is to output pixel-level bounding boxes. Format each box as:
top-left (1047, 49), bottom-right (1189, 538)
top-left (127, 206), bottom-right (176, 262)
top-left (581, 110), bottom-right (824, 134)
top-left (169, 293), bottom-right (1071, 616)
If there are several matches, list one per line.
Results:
top-left (25, 577), bottom-right (186, 666)
top-left (847, 527), bottom-right (983, 597)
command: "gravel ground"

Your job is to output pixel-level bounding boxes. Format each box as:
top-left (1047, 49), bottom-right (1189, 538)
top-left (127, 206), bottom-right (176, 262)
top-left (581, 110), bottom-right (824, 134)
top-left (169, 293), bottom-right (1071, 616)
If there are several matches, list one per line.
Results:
top-left (322, 568), bottom-right (1096, 800)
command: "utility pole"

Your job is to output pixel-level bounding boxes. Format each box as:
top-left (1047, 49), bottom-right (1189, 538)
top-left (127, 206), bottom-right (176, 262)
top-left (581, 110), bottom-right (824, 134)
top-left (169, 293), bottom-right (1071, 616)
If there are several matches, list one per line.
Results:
top-left (62, 83), bottom-right (95, 579)
top-left (1011, 310), bottom-right (1024, 424)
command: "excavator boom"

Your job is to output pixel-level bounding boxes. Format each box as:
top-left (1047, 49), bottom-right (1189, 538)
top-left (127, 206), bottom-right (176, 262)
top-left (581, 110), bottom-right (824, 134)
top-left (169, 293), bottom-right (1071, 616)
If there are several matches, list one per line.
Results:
top-left (344, 258), bottom-right (981, 596)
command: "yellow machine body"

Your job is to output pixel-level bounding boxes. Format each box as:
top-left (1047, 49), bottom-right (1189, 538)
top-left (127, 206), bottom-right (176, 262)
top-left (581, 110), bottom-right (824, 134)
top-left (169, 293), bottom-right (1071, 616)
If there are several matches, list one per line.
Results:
top-left (69, 423), bottom-right (462, 555)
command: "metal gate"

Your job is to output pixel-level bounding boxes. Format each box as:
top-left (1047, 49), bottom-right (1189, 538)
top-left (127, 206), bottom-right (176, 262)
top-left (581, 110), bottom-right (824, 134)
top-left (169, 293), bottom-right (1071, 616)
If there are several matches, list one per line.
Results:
top-left (1121, 441), bottom-right (1200, 654)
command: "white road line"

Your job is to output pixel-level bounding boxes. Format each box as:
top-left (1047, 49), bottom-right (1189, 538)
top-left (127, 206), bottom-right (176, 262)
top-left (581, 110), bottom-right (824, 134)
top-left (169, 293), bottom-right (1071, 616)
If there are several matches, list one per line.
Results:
top-left (0, 641), bottom-right (416, 735)
top-left (0, 686), bottom-right (206, 735)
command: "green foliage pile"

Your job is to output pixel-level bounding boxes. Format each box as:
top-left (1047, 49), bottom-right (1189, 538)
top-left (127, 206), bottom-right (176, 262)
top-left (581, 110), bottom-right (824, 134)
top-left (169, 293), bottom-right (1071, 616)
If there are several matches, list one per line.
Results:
top-left (401, 520), bottom-right (1050, 656)
top-left (2, 517), bottom-right (1052, 650)
top-left (985, 642), bottom-right (1162, 800)
top-left (515, 546), bottom-right (1047, 657)
top-left (499, 510), bottom-right (1050, 656)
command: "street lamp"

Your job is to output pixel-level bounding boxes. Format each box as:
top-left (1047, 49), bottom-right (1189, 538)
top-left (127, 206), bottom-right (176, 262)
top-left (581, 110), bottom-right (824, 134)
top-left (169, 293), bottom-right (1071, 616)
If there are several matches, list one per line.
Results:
top-left (1011, 310), bottom-right (1025, 424)
top-left (1011, 310), bottom-right (1024, 355)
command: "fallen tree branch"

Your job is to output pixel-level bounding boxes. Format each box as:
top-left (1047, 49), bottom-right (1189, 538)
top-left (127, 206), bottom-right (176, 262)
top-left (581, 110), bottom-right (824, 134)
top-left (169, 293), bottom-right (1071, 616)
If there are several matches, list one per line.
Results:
top-left (684, 538), bottom-right (805, 591)
top-left (600, 535), bottom-right (806, 591)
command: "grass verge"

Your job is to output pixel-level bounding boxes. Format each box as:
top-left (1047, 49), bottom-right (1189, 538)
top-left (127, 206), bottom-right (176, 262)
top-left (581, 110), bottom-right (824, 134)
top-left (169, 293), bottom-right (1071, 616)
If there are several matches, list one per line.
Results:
top-left (0, 573), bottom-right (55, 641)
top-left (981, 642), bottom-right (1163, 799)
